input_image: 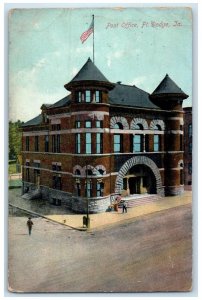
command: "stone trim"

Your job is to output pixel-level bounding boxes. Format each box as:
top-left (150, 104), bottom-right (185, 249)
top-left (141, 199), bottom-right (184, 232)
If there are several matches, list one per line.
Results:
top-left (150, 119), bottom-right (165, 131)
top-left (115, 156), bottom-right (164, 196)
top-left (110, 116), bottom-right (129, 130)
top-left (130, 118), bottom-right (148, 130)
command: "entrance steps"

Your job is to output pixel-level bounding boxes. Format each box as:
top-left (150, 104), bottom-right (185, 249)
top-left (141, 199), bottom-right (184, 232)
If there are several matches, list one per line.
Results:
top-left (118, 194), bottom-right (162, 208)
top-left (22, 189), bottom-right (41, 200)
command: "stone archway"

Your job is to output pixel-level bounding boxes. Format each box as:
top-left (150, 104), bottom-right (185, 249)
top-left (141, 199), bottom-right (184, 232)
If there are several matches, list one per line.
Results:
top-left (115, 156), bottom-right (164, 196)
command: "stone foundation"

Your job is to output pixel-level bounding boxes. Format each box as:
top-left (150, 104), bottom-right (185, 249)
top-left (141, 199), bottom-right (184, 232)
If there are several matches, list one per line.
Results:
top-left (164, 185), bottom-right (184, 196)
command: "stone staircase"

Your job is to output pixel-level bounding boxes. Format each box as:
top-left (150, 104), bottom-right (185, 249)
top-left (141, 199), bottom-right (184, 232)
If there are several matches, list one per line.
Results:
top-left (22, 188), bottom-right (41, 200)
top-left (118, 194), bottom-right (162, 208)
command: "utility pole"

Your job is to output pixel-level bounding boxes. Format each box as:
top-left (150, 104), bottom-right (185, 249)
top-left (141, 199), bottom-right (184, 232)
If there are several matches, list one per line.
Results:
top-left (86, 161), bottom-right (90, 228)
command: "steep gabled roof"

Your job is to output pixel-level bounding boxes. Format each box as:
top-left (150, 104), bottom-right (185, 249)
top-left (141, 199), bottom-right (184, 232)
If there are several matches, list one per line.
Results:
top-left (21, 114), bottom-right (42, 127)
top-left (152, 74), bottom-right (187, 96)
top-left (69, 57), bottom-right (109, 83)
top-left (109, 83), bottom-right (158, 109)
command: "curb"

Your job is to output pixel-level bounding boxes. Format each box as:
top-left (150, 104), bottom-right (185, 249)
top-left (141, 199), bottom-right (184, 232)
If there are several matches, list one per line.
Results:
top-left (9, 204), bottom-right (87, 232)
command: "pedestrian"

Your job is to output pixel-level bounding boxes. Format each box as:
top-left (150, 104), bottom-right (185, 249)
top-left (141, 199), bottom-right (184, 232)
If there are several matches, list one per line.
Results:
top-left (27, 217), bottom-right (33, 236)
top-left (122, 201), bottom-right (127, 213)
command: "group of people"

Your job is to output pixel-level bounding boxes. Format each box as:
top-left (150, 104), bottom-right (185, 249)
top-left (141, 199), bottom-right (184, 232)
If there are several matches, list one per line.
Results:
top-left (115, 196), bottom-right (128, 213)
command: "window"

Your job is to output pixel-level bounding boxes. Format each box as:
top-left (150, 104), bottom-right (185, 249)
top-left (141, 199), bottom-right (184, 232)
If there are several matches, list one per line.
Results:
top-left (75, 180), bottom-right (81, 196)
top-left (85, 90), bottom-right (91, 103)
top-left (189, 142), bottom-right (192, 154)
top-left (75, 133), bottom-right (81, 154)
top-left (188, 124), bottom-right (192, 138)
top-left (52, 124), bottom-right (61, 131)
top-left (75, 169), bottom-right (81, 176)
top-left (86, 133), bottom-right (92, 154)
top-left (52, 175), bottom-right (62, 190)
top-left (76, 91), bottom-right (82, 103)
top-left (96, 182), bottom-right (104, 197)
top-left (85, 181), bottom-right (92, 197)
top-left (96, 133), bottom-right (103, 154)
top-left (114, 134), bottom-right (122, 153)
top-left (45, 135), bottom-right (49, 152)
top-left (95, 91), bottom-right (102, 103)
top-left (75, 121), bottom-right (81, 128)
top-left (52, 135), bottom-right (60, 153)
top-left (134, 123), bottom-right (143, 130)
top-left (154, 135), bottom-right (160, 152)
top-left (114, 122), bottom-right (123, 129)
top-left (134, 135), bottom-right (142, 152)
top-left (35, 136), bottom-right (39, 152)
top-left (188, 163), bottom-right (192, 175)
top-left (96, 120), bottom-right (103, 128)
top-left (52, 164), bottom-right (61, 172)
top-left (25, 137), bottom-right (29, 151)
top-left (85, 121), bottom-right (92, 128)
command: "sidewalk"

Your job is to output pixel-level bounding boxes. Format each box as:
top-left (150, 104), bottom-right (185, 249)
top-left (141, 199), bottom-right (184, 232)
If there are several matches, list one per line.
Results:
top-left (9, 190), bottom-right (192, 231)
top-left (39, 191), bottom-right (192, 231)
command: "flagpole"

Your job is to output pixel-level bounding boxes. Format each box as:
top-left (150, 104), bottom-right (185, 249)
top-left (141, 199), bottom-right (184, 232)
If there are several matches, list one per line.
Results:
top-left (92, 14), bottom-right (94, 63)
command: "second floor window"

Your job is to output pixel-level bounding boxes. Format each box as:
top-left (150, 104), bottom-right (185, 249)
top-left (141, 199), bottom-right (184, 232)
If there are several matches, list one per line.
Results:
top-left (45, 135), bottom-right (49, 152)
top-left (75, 133), bottom-right (81, 154)
top-left (35, 136), bottom-right (39, 152)
top-left (154, 135), bottom-right (160, 152)
top-left (96, 133), bottom-right (103, 154)
top-left (86, 133), bottom-right (92, 154)
top-left (96, 120), bottom-right (103, 128)
top-left (114, 134), bottom-right (122, 153)
top-left (52, 135), bottom-right (60, 153)
top-left (75, 121), bottom-right (81, 128)
top-left (25, 136), bottom-right (29, 151)
top-left (133, 135), bottom-right (143, 152)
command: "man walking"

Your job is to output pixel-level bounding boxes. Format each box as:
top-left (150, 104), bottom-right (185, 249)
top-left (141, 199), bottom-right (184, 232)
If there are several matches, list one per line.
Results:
top-left (27, 217), bottom-right (33, 235)
top-left (122, 201), bottom-right (127, 213)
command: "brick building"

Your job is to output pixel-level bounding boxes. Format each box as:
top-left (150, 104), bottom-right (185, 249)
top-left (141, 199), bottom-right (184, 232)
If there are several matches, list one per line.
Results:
top-left (183, 107), bottom-right (192, 189)
top-left (21, 58), bottom-right (189, 213)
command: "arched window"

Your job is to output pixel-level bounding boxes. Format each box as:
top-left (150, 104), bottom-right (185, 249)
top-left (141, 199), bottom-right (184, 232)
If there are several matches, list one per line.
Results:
top-left (114, 122), bottom-right (123, 129)
top-left (75, 169), bottom-right (81, 176)
top-left (134, 123), bottom-right (143, 130)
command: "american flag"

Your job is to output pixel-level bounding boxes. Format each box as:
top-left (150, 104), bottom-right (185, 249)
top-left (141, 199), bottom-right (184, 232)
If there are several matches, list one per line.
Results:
top-left (80, 18), bottom-right (94, 44)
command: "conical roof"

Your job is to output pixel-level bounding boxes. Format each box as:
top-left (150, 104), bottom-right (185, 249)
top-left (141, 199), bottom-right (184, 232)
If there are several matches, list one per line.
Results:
top-left (70, 57), bottom-right (109, 83)
top-left (152, 74), bottom-right (188, 97)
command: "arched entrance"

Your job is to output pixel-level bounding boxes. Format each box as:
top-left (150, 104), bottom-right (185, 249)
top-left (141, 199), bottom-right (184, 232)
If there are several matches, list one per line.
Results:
top-left (115, 156), bottom-right (164, 196)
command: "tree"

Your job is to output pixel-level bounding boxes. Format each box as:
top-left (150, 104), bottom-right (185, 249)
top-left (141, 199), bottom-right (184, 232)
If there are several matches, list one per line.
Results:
top-left (9, 120), bottom-right (24, 160)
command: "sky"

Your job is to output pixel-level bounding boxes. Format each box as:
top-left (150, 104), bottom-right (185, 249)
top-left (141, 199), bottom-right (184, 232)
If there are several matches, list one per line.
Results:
top-left (9, 7), bottom-right (192, 122)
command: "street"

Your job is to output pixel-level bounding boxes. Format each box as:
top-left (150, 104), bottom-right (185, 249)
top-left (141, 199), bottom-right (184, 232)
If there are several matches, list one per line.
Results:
top-left (8, 203), bottom-right (192, 293)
